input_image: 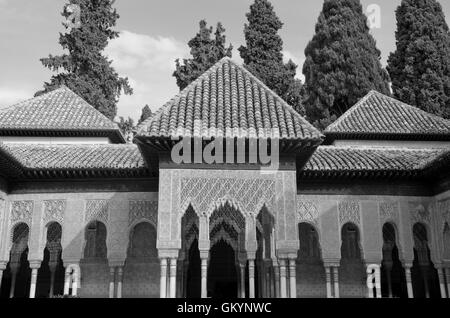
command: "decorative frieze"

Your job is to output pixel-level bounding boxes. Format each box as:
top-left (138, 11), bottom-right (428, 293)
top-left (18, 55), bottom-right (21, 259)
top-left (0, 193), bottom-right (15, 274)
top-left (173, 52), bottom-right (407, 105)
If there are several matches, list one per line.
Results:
top-left (409, 203), bottom-right (431, 225)
top-left (338, 201), bottom-right (360, 226)
top-left (10, 201), bottom-right (33, 225)
top-left (85, 200), bottom-right (108, 224)
top-left (129, 200), bottom-right (158, 226)
top-left (379, 202), bottom-right (399, 224)
top-left (438, 200), bottom-right (450, 230)
top-left (180, 176), bottom-right (275, 217)
top-left (43, 200), bottom-right (66, 224)
top-left (297, 200), bottom-right (319, 226)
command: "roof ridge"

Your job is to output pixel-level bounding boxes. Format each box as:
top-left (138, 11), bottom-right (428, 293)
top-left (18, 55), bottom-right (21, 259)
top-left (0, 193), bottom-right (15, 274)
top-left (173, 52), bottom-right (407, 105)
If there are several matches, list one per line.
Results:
top-left (324, 90), bottom-right (377, 132)
top-left (0, 86), bottom-right (65, 114)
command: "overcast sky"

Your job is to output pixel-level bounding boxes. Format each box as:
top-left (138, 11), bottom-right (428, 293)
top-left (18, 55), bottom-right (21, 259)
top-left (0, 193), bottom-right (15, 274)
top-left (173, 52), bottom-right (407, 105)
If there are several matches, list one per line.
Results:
top-left (1, 0), bottom-right (449, 121)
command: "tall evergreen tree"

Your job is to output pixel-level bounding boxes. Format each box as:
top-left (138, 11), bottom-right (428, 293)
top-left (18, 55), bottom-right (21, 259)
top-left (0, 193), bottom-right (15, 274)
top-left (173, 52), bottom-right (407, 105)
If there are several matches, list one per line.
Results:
top-left (173, 20), bottom-right (233, 90)
top-left (138, 104), bottom-right (153, 125)
top-left (387, 0), bottom-right (450, 119)
top-left (37, 0), bottom-right (132, 120)
top-left (303, 0), bottom-right (391, 129)
top-left (239, 0), bottom-right (305, 115)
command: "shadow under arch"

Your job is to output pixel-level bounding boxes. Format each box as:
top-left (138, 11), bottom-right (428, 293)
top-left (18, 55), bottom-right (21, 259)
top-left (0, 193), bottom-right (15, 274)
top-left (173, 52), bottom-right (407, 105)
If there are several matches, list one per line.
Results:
top-left (1, 222), bottom-right (31, 298)
top-left (296, 222), bottom-right (326, 298)
top-left (208, 202), bottom-right (245, 298)
top-left (339, 222), bottom-right (365, 298)
top-left (380, 222), bottom-right (407, 298)
top-left (122, 221), bottom-right (159, 298)
top-left (36, 222), bottom-right (65, 298)
top-left (181, 204), bottom-right (200, 298)
top-left (411, 222), bottom-right (440, 298)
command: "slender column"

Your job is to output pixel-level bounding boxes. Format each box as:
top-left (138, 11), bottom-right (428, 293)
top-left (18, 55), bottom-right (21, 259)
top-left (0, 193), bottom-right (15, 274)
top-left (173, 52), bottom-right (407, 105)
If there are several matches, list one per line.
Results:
top-left (29, 261), bottom-right (41, 299)
top-left (325, 266), bottom-right (332, 298)
top-left (71, 266), bottom-right (79, 296)
top-left (9, 263), bottom-right (19, 298)
top-left (183, 261), bottom-right (189, 298)
top-left (201, 258), bottom-right (208, 298)
top-left (0, 262), bottom-right (7, 296)
top-left (289, 259), bottom-right (296, 298)
top-left (265, 262), bottom-right (271, 298)
top-left (116, 267), bottom-right (123, 298)
top-left (437, 267), bottom-right (447, 298)
top-left (49, 263), bottom-right (57, 298)
top-left (446, 267), bottom-right (450, 299)
top-left (169, 258), bottom-right (177, 298)
top-left (248, 259), bottom-right (255, 298)
top-left (159, 258), bottom-right (168, 298)
top-left (286, 264), bottom-right (290, 298)
top-left (273, 260), bottom-right (280, 298)
top-left (109, 266), bottom-right (116, 298)
top-left (332, 266), bottom-right (339, 298)
top-left (279, 259), bottom-right (287, 298)
top-left (240, 263), bottom-right (246, 298)
top-left (63, 266), bottom-right (71, 295)
top-left (405, 265), bottom-right (414, 298)
top-left (375, 266), bottom-right (381, 298)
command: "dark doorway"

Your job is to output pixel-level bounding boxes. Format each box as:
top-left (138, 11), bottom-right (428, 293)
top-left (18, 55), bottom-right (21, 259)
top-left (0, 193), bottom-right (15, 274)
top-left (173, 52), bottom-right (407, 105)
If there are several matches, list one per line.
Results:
top-left (208, 241), bottom-right (238, 298)
top-left (186, 239), bottom-right (201, 298)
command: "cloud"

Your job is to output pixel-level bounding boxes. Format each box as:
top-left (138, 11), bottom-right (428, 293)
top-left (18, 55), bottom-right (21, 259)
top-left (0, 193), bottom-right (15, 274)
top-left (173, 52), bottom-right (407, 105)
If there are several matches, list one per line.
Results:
top-left (283, 50), bottom-right (306, 82)
top-left (105, 30), bottom-right (190, 121)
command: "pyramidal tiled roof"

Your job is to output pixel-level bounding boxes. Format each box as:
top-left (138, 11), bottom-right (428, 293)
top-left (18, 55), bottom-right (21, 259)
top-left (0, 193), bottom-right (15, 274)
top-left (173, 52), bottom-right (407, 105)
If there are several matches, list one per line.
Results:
top-left (137, 58), bottom-right (323, 141)
top-left (0, 86), bottom-right (125, 142)
top-left (325, 91), bottom-right (450, 140)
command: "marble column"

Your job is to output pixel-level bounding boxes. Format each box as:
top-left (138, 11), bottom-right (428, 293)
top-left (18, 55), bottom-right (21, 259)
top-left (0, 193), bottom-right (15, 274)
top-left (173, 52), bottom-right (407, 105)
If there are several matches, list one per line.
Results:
top-left (9, 262), bottom-right (19, 298)
top-left (446, 267), bottom-right (450, 299)
top-left (273, 260), bottom-right (280, 298)
top-left (421, 266), bottom-right (430, 299)
top-left (116, 267), bottom-right (123, 298)
top-left (240, 263), bottom-right (246, 298)
top-left (63, 266), bottom-right (71, 296)
top-left (48, 262), bottom-right (57, 298)
top-left (384, 261), bottom-right (394, 298)
top-left (289, 259), bottom-right (297, 298)
top-left (159, 258), bottom-right (168, 298)
top-left (201, 258), bottom-right (208, 298)
top-left (437, 267), bottom-right (447, 298)
top-left (332, 266), bottom-right (340, 298)
top-left (279, 259), bottom-right (287, 298)
top-left (109, 266), bottom-right (116, 298)
top-left (169, 258), bottom-right (177, 298)
top-left (29, 261), bottom-right (41, 298)
top-left (0, 261), bottom-right (7, 295)
top-left (325, 266), bottom-right (332, 298)
top-left (248, 259), bottom-right (255, 298)
top-left (405, 265), bottom-right (414, 298)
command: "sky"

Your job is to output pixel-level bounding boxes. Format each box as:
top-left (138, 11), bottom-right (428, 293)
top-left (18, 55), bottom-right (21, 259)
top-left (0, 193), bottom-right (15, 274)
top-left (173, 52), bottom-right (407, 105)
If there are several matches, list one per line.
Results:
top-left (0, 0), bottom-right (449, 122)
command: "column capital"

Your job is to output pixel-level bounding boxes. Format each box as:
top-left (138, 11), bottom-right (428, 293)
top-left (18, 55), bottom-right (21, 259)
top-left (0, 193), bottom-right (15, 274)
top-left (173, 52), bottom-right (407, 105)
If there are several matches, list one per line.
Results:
top-left (323, 259), bottom-right (340, 268)
top-left (199, 250), bottom-right (209, 260)
top-left (108, 259), bottom-right (126, 268)
top-left (158, 249), bottom-right (180, 259)
top-left (0, 261), bottom-right (7, 270)
top-left (29, 260), bottom-right (42, 269)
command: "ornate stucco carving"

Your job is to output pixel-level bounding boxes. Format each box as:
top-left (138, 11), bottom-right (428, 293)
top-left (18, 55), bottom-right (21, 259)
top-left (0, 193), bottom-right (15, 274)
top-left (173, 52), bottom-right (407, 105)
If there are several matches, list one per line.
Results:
top-left (297, 200), bottom-right (319, 226)
top-left (379, 202), bottom-right (399, 224)
top-left (338, 201), bottom-right (360, 226)
top-left (180, 174), bottom-right (275, 217)
top-left (43, 200), bottom-right (66, 225)
top-left (438, 199), bottom-right (450, 231)
top-left (10, 201), bottom-right (33, 226)
top-left (85, 200), bottom-right (108, 224)
top-left (409, 203), bottom-right (431, 225)
top-left (129, 200), bottom-right (158, 227)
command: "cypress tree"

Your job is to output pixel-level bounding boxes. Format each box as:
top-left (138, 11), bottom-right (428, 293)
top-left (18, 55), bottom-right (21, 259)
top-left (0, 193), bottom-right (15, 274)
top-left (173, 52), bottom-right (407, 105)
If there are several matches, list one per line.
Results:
top-left (37, 0), bottom-right (132, 120)
top-left (387, 0), bottom-right (450, 119)
top-left (303, 0), bottom-right (391, 129)
top-left (174, 20), bottom-right (233, 90)
top-left (138, 105), bottom-right (153, 125)
top-left (239, 0), bottom-right (305, 115)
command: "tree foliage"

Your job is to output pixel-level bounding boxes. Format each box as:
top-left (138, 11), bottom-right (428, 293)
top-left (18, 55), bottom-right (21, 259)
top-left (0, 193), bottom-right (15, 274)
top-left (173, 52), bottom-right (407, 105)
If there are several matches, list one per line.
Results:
top-left (138, 104), bottom-right (153, 125)
top-left (239, 0), bottom-right (305, 115)
top-left (303, 0), bottom-right (391, 129)
top-left (387, 0), bottom-right (450, 119)
top-left (37, 0), bottom-right (132, 120)
top-left (173, 20), bottom-right (233, 90)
